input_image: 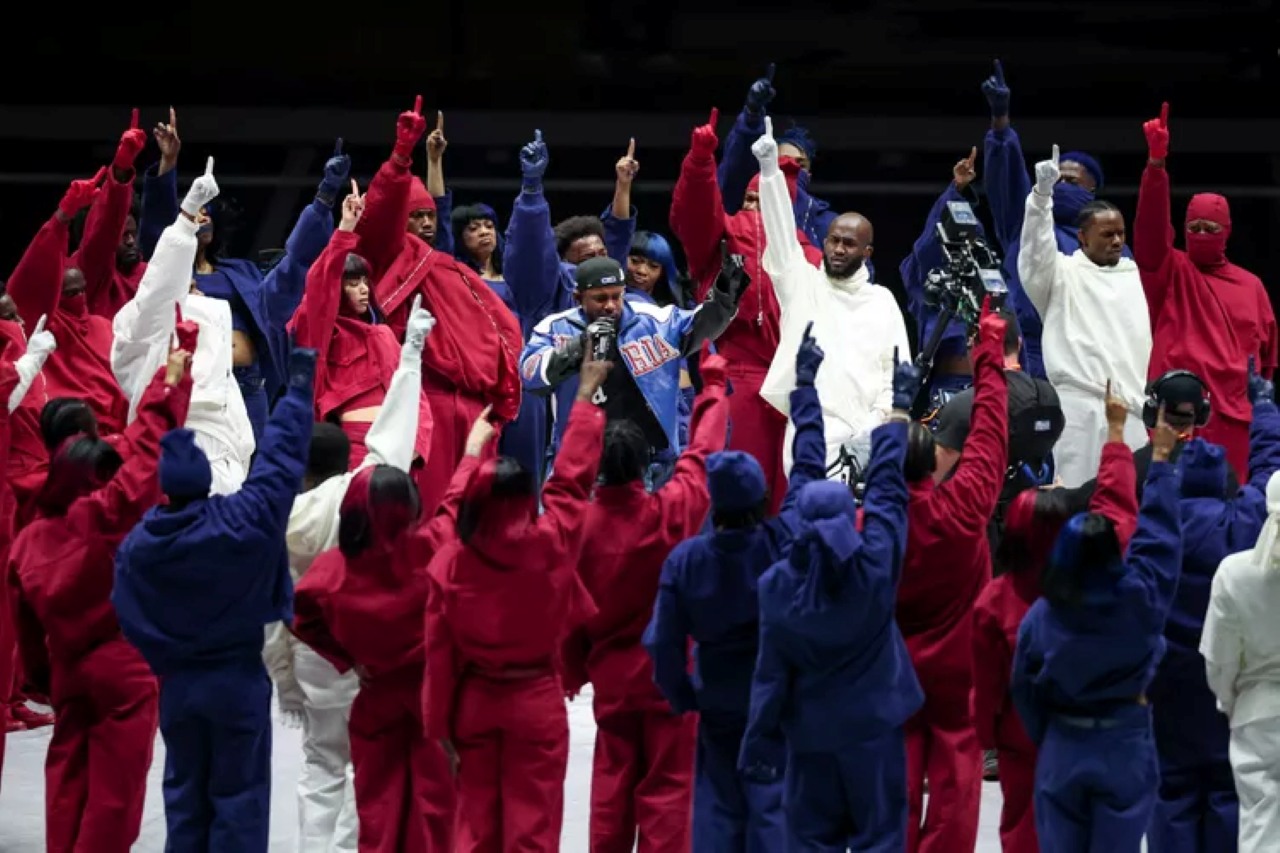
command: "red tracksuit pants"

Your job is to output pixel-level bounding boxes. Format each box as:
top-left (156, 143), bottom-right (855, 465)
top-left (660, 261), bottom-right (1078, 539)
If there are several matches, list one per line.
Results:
top-left (590, 705), bottom-right (697, 853)
top-left (996, 744), bottom-right (1038, 853)
top-left (415, 386), bottom-right (495, 516)
top-left (453, 673), bottom-right (569, 852)
top-left (725, 363), bottom-right (787, 516)
top-left (906, 680), bottom-right (983, 852)
top-left (46, 639), bottom-right (158, 853)
top-left (349, 677), bottom-right (456, 852)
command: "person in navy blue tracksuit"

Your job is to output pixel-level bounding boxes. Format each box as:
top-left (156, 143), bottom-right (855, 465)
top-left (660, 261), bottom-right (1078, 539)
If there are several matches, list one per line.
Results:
top-left (113, 349), bottom-right (315, 851)
top-left (1013, 400), bottom-right (1184, 853)
top-left (644, 324), bottom-right (830, 851)
top-left (738, 352), bottom-right (923, 852)
top-left (1146, 365), bottom-right (1280, 853)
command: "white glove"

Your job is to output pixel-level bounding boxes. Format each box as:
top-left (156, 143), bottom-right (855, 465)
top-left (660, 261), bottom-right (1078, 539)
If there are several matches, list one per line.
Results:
top-left (400, 294), bottom-right (436, 368)
top-left (9, 315), bottom-right (55, 414)
top-left (1033, 144), bottom-right (1060, 197)
top-left (751, 116), bottom-right (780, 179)
top-left (180, 157), bottom-right (220, 218)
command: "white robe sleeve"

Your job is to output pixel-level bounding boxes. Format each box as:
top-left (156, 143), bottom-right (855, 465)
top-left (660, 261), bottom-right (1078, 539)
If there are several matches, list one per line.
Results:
top-left (112, 215), bottom-right (199, 419)
top-left (1015, 189), bottom-right (1065, 318)
top-left (1201, 567), bottom-right (1242, 720)
top-left (362, 351), bottom-right (424, 473)
top-left (8, 346), bottom-right (51, 413)
top-left (759, 170), bottom-right (806, 305)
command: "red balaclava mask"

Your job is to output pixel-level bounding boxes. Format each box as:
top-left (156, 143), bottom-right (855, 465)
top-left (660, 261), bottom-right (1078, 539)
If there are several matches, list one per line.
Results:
top-left (1185, 193), bottom-right (1231, 270)
top-left (745, 156), bottom-right (803, 207)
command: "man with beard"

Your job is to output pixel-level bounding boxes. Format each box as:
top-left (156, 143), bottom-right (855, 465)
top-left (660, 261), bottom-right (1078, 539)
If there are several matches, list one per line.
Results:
top-left (1135, 101), bottom-right (1278, 482)
top-left (752, 117), bottom-right (909, 477)
top-left (982, 59), bottom-right (1131, 380)
top-left (1017, 145), bottom-right (1150, 488)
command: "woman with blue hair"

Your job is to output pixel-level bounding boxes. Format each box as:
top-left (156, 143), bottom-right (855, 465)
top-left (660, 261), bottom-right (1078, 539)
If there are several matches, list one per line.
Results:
top-left (1012, 386), bottom-right (1184, 852)
top-left (624, 230), bottom-right (683, 308)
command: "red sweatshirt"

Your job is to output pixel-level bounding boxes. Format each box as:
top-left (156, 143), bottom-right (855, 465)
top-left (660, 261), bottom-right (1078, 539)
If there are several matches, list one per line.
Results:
top-left (897, 332), bottom-right (1008, 679)
top-left (70, 171), bottom-right (147, 319)
top-left (565, 380), bottom-right (730, 716)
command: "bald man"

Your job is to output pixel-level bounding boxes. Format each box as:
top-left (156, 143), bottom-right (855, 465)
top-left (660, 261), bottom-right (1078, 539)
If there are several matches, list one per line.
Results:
top-left (753, 120), bottom-right (910, 476)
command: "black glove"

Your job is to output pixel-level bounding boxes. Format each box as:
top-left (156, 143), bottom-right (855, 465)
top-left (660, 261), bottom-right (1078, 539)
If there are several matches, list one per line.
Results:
top-left (713, 246), bottom-right (751, 305)
top-left (745, 63), bottom-right (776, 116)
top-left (289, 347), bottom-right (318, 390)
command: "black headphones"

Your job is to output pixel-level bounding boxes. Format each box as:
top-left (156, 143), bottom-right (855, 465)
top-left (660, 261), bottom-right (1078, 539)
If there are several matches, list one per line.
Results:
top-left (1143, 370), bottom-right (1211, 429)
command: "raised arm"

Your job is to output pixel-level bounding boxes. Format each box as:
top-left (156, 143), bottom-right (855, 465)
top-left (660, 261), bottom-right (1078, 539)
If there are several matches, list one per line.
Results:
top-left (355, 98), bottom-right (427, 278)
top-left (1125, 415), bottom-right (1184, 619)
top-left (221, 349), bottom-right (316, 535)
top-left (719, 68), bottom-right (774, 212)
top-left (520, 314), bottom-right (586, 397)
top-left (1016, 145), bottom-right (1067, 317)
top-left (679, 257), bottom-right (742, 356)
top-left (1134, 103), bottom-right (1176, 308)
top-left (780, 324), bottom-right (829, 513)
top-left (753, 118), bottom-right (805, 293)
top-left (8, 173), bottom-right (104, 326)
top-left (290, 199), bottom-right (360, 361)
top-left (655, 352), bottom-right (730, 535)
top-left (423, 113), bottom-right (451, 255)
top-left (9, 318), bottom-right (55, 414)
top-left (73, 112), bottom-right (147, 316)
top-left (536, 361), bottom-right (608, 550)
top-left (604, 138), bottom-right (639, 263)
top-left (502, 131), bottom-right (574, 322)
top-left (858, 358), bottom-right (920, 585)
top-left (669, 110), bottom-right (728, 287)
top-left (935, 308), bottom-right (1010, 530)
top-left (363, 297), bottom-right (435, 471)
top-left (1090, 383), bottom-right (1141, 547)
top-left (112, 161), bottom-right (218, 414)
top-left (139, 108), bottom-right (182, 259)
top-left (1245, 369), bottom-right (1280, 493)
top-left (263, 185), bottom-right (340, 331)
top-left (980, 60), bottom-right (1032, 252)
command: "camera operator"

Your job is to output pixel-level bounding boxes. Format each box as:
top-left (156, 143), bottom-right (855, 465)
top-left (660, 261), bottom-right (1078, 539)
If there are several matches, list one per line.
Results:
top-left (519, 256), bottom-right (743, 486)
top-left (900, 148), bottom-right (990, 413)
top-left (896, 298), bottom-right (1010, 850)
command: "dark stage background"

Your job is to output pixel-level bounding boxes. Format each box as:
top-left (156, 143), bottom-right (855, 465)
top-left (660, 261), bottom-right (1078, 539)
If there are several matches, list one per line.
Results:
top-left (4, 0), bottom-right (1278, 341)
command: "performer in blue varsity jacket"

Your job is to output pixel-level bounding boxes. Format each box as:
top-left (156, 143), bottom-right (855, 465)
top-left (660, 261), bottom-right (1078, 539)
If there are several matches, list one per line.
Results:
top-left (1147, 362), bottom-right (1280, 853)
top-left (644, 323), bottom-right (831, 851)
top-left (738, 353), bottom-right (923, 851)
top-left (1012, 398), bottom-right (1184, 852)
top-left (519, 256), bottom-right (740, 484)
top-left (112, 349), bottom-right (315, 852)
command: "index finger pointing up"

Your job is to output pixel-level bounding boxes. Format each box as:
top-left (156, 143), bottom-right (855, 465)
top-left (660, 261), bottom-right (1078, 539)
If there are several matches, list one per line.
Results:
top-left (1051, 144), bottom-right (1060, 165)
top-left (412, 95), bottom-right (423, 115)
top-left (204, 156), bottom-right (215, 177)
top-left (765, 62), bottom-right (776, 82)
top-left (626, 137), bottom-right (635, 159)
top-left (708, 107), bottom-right (718, 128)
top-left (1160, 101), bottom-right (1170, 127)
top-left (764, 116), bottom-right (773, 137)
top-left (967, 146), bottom-right (977, 167)
top-left (129, 107), bottom-right (139, 130)
top-left (993, 59), bottom-right (1005, 85)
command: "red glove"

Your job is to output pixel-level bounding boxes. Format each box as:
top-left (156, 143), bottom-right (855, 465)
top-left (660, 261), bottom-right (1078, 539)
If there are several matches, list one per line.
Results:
top-left (1143, 102), bottom-right (1170, 161)
top-left (174, 304), bottom-right (200, 353)
top-left (978, 295), bottom-right (1007, 350)
top-left (691, 107), bottom-right (720, 158)
top-left (394, 95), bottom-right (428, 161)
top-left (58, 167), bottom-right (107, 218)
top-left (699, 341), bottom-right (728, 388)
top-left (113, 108), bottom-right (147, 173)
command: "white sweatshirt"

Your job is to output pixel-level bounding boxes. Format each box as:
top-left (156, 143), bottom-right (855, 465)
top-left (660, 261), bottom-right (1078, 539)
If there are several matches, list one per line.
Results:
top-left (757, 169), bottom-right (909, 465)
top-left (111, 216), bottom-right (254, 494)
top-left (1016, 190), bottom-right (1151, 412)
top-left (263, 350), bottom-right (425, 709)
top-left (1202, 546), bottom-right (1280, 728)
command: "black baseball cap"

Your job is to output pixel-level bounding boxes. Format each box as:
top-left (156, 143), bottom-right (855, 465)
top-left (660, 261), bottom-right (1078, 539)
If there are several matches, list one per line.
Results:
top-left (575, 257), bottom-right (626, 291)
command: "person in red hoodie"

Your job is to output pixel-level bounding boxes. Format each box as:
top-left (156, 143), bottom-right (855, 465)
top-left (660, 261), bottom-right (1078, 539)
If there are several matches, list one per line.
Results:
top-left (0, 352), bottom-right (21, 782)
top-left (70, 109), bottom-right (149, 319)
top-left (566, 346), bottom-right (730, 853)
top-left (355, 96), bottom-right (523, 514)
top-left (291, 401), bottom-right (487, 853)
top-left (897, 300), bottom-right (1009, 852)
top-left (972, 392), bottom-right (1139, 853)
top-left (290, 182), bottom-right (435, 469)
top-left (1135, 102), bottom-right (1278, 481)
top-left (9, 340), bottom-right (192, 853)
top-left (5, 170), bottom-right (131, 436)
top-left (669, 107), bottom-right (823, 513)
top-left (423, 348), bottom-right (609, 853)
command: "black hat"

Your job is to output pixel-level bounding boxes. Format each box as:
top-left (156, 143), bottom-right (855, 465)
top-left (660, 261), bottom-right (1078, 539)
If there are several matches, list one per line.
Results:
top-left (575, 257), bottom-right (626, 292)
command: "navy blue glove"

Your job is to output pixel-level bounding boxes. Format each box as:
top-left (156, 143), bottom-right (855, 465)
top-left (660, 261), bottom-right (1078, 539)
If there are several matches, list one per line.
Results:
top-left (317, 138), bottom-right (351, 206)
top-left (981, 59), bottom-right (1010, 118)
top-left (746, 63), bottom-right (776, 115)
top-left (520, 130), bottom-right (549, 191)
top-left (795, 321), bottom-right (824, 386)
top-left (1249, 355), bottom-right (1274, 404)
top-left (891, 346), bottom-right (923, 412)
top-left (289, 347), bottom-right (318, 390)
